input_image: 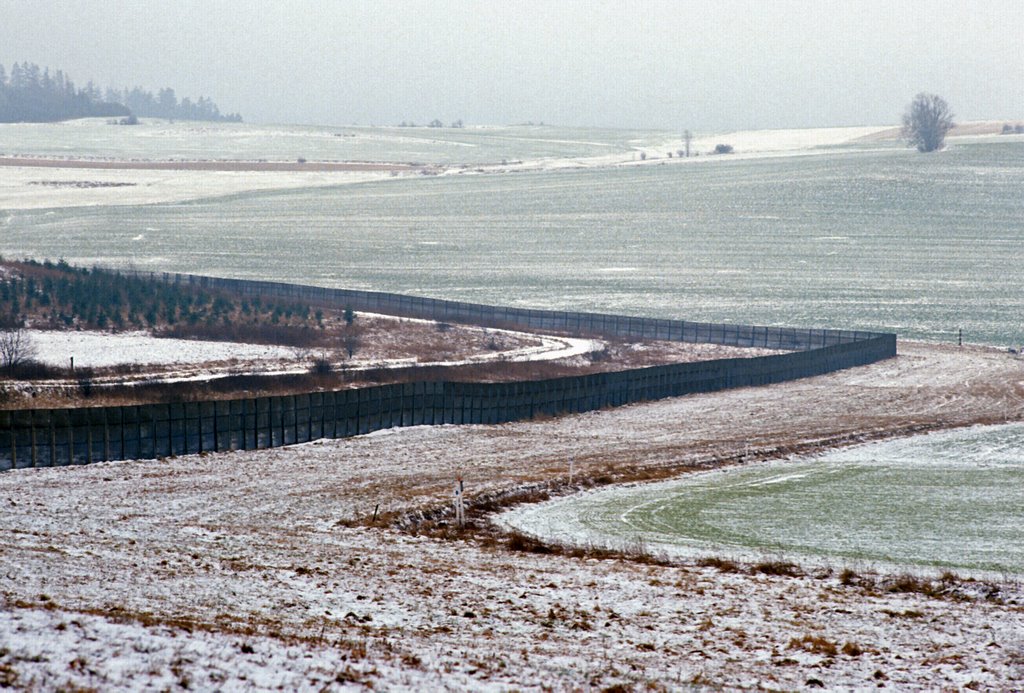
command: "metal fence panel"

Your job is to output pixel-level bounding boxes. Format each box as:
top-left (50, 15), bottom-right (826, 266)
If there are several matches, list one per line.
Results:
top-left (2, 277), bottom-right (896, 470)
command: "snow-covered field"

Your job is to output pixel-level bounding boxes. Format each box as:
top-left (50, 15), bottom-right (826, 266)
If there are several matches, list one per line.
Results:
top-left (0, 123), bottom-right (899, 210)
top-left (474, 125), bottom-right (900, 172)
top-left (3, 120), bottom-right (1015, 212)
top-left (2, 341), bottom-right (1023, 690)
top-left (0, 165), bottom-right (401, 210)
top-left (24, 323), bottom-right (597, 382)
top-left (29, 329), bottom-right (300, 369)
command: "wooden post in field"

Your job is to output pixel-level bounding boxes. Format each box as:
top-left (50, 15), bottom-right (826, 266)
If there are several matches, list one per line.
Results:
top-left (454, 475), bottom-right (465, 527)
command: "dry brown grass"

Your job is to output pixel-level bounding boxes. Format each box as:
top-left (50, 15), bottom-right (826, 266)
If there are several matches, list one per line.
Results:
top-left (696, 556), bottom-right (742, 573)
top-left (880, 608), bottom-right (925, 619)
top-left (2, 599), bottom-right (377, 652)
top-left (506, 530), bottom-right (556, 555)
top-left (753, 560), bottom-right (803, 577)
top-left (788, 634), bottom-right (838, 657)
top-left (886, 573), bottom-right (940, 596)
top-left (841, 641), bottom-right (864, 657)
top-left (839, 567), bottom-right (859, 586)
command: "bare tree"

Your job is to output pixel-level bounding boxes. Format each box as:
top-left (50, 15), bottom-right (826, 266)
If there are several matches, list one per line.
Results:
top-left (902, 93), bottom-right (955, 153)
top-left (0, 327), bottom-right (38, 371)
top-left (683, 129), bottom-right (693, 157)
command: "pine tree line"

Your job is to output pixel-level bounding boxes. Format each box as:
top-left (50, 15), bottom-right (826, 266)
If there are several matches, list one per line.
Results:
top-left (105, 86), bottom-right (242, 123)
top-left (0, 62), bottom-right (241, 124)
top-left (0, 259), bottom-right (323, 346)
top-left (0, 61), bottom-right (129, 123)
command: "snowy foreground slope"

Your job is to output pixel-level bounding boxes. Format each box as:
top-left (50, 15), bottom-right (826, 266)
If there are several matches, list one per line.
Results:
top-left (1, 342), bottom-right (1023, 690)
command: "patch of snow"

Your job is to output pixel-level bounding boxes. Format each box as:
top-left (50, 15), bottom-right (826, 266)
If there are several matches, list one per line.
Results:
top-left (0, 166), bottom-right (401, 210)
top-left (21, 323), bottom-right (604, 387)
top-left (28, 330), bottom-right (299, 368)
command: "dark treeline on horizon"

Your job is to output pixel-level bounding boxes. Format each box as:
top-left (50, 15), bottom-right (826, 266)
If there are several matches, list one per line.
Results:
top-left (110, 85), bottom-right (242, 123)
top-left (0, 61), bottom-right (242, 124)
top-left (0, 61), bottom-right (128, 123)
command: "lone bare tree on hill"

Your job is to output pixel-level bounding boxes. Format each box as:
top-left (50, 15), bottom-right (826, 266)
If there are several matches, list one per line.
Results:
top-left (902, 93), bottom-right (955, 153)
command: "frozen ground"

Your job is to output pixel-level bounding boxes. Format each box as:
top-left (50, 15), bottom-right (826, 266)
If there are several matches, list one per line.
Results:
top-left (478, 125), bottom-right (899, 172)
top-left (0, 124), bottom-right (897, 210)
top-left (4, 123), bottom-right (1015, 213)
top-left (16, 319), bottom-right (774, 398)
top-left (2, 341), bottom-right (1023, 690)
top-left (3, 121), bottom-right (1017, 212)
top-left (22, 323), bottom-right (599, 387)
top-left (29, 329), bottom-right (300, 369)
top-left (0, 165), bottom-right (402, 210)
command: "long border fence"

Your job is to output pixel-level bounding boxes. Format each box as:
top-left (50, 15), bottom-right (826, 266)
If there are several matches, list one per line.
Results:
top-left (0, 273), bottom-right (896, 470)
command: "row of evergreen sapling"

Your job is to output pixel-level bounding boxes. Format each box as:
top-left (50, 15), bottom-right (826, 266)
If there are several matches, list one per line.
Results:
top-left (0, 259), bottom-right (332, 348)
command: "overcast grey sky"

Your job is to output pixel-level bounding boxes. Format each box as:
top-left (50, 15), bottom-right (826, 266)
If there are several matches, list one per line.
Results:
top-left (2, 0), bottom-right (1022, 130)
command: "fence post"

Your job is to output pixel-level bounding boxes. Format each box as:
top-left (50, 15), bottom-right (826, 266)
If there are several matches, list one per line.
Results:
top-left (454, 476), bottom-right (465, 526)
